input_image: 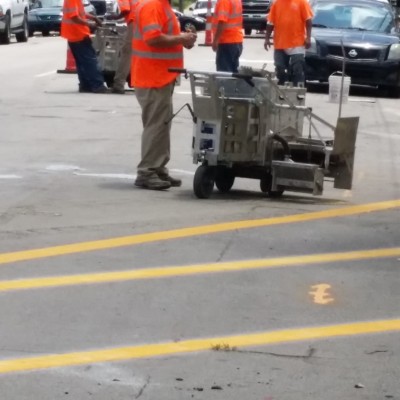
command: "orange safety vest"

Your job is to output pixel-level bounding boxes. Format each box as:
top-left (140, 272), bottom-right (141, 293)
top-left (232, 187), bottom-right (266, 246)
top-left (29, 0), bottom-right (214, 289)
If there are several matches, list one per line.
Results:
top-left (131, 0), bottom-right (183, 88)
top-left (212, 0), bottom-right (243, 44)
top-left (61, 0), bottom-right (90, 42)
top-left (117, 0), bottom-right (132, 23)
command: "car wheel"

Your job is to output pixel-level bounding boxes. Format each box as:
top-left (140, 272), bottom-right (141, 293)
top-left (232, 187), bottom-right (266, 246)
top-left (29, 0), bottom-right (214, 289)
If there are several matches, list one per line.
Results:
top-left (0, 14), bottom-right (11, 45)
top-left (29, 29), bottom-right (34, 37)
top-left (42, 30), bottom-right (50, 37)
top-left (244, 28), bottom-right (251, 36)
top-left (183, 21), bottom-right (196, 32)
top-left (16, 14), bottom-right (29, 43)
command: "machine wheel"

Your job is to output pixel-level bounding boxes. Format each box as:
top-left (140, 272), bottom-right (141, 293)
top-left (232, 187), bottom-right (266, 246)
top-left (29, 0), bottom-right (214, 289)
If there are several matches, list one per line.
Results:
top-left (215, 167), bottom-right (235, 193)
top-left (0, 15), bottom-right (11, 45)
top-left (244, 28), bottom-right (251, 36)
top-left (16, 15), bottom-right (29, 42)
top-left (193, 165), bottom-right (215, 199)
top-left (260, 175), bottom-right (284, 198)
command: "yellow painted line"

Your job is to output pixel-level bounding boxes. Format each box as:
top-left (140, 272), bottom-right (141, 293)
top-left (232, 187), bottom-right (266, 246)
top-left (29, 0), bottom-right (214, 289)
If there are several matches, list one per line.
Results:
top-left (0, 319), bottom-right (399, 374)
top-left (309, 283), bottom-right (334, 305)
top-left (0, 199), bottom-right (399, 266)
top-left (0, 247), bottom-right (399, 292)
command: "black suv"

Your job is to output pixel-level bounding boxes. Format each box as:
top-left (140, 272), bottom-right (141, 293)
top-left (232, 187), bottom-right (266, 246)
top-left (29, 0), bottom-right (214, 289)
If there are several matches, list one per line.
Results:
top-left (242, 0), bottom-right (271, 35)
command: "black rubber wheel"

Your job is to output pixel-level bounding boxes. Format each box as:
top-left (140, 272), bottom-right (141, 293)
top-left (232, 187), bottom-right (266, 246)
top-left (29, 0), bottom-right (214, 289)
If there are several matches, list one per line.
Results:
top-left (260, 175), bottom-right (284, 198)
top-left (0, 15), bottom-right (11, 44)
top-left (42, 30), bottom-right (50, 37)
top-left (193, 165), bottom-right (215, 199)
top-left (215, 167), bottom-right (235, 193)
top-left (16, 15), bottom-right (29, 42)
top-left (244, 28), bottom-right (251, 36)
top-left (28, 29), bottom-right (34, 37)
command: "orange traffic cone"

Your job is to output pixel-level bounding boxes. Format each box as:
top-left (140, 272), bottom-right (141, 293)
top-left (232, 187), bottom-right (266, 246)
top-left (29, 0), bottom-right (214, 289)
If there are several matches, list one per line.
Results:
top-left (199, 0), bottom-right (213, 46)
top-left (57, 45), bottom-right (77, 74)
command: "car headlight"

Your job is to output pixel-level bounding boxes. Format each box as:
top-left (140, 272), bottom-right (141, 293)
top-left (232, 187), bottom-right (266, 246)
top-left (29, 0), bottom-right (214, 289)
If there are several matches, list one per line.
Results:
top-left (306, 37), bottom-right (317, 55)
top-left (387, 43), bottom-right (400, 60)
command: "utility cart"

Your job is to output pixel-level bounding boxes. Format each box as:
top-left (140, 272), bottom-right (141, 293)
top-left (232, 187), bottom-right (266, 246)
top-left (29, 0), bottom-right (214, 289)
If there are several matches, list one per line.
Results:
top-left (170, 67), bottom-right (359, 199)
top-left (92, 22), bottom-right (132, 88)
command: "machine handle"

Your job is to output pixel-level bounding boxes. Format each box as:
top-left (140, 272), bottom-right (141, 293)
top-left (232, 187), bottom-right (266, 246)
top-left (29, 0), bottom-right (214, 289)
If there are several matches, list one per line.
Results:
top-left (168, 68), bottom-right (187, 74)
top-left (232, 73), bottom-right (255, 87)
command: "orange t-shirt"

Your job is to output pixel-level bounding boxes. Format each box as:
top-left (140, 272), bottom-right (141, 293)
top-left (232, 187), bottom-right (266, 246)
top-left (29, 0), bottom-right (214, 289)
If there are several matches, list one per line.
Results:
top-left (213, 0), bottom-right (243, 44)
top-left (267, 0), bottom-right (313, 49)
top-left (61, 0), bottom-right (90, 42)
top-left (132, 0), bottom-right (183, 88)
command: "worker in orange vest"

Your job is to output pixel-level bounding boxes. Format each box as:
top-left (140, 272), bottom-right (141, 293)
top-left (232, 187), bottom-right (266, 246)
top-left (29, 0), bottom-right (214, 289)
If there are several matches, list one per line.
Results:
top-left (61, 0), bottom-right (108, 93)
top-left (212, 0), bottom-right (243, 72)
top-left (109, 0), bottom-right (136, 94)
top-left (132, 0), bottom-right (197, 190)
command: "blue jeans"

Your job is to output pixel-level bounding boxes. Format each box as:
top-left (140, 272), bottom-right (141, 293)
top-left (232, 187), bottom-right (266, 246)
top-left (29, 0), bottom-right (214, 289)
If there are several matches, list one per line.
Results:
top-left (216, 43), bottom-right (243, 73)
top-left (274, 50), bottom-right (305, 86)
top-left (68, 36), bottom-right (105, 92)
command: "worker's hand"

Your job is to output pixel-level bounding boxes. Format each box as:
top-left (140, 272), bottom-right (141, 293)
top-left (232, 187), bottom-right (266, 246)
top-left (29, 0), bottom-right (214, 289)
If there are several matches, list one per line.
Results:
top-left (304, 37), bottom-right (311, 49)
top-left (87, 20), bottom-right (98, 31)
top-left (212, 40), bottom-right (218, 52)
top-left (181, 32), bottom-right (197, 49)
top-left (264, 37), bottom-right (272, 51)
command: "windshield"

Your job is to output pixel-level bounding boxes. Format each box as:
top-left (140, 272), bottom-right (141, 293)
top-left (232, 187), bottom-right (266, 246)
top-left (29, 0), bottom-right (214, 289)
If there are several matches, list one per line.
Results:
top-left (31, 0), bottom-right (63, 8)
top-left (312, 2), bottom-right (394, 32)
top-left (194, 1), bottom-right (215, 9)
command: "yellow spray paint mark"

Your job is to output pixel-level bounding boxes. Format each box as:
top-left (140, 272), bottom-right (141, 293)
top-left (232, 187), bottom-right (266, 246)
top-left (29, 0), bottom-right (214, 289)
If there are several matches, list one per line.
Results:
top-left (309, 284), bottom-right (334, 305)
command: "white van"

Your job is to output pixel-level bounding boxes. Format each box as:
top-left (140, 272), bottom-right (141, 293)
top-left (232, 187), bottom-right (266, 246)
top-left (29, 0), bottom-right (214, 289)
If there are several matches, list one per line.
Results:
top-left (0, 0), bottom-right (29, 44)
top-left (189, 0), bottom-right (216, 19)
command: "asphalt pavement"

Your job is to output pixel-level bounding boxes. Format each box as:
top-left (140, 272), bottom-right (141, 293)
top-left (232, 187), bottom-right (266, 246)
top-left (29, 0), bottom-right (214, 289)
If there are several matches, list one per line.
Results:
top-left (0, 31), bottom-right (399, 400)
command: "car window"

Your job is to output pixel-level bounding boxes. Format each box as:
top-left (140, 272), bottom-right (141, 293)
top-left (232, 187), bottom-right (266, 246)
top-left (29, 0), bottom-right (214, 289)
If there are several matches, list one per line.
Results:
top-left (313, 2), bottom-right (394, 32)
top-left (31, 0), bottom-right (63, 8)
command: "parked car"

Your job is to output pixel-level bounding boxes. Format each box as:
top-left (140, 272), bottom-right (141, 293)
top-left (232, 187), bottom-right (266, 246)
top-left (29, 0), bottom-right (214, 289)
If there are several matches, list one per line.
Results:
top-left (189, 0), bottom-right (216, 19)
top-left (0, 0), bottom-right (29, 44)
top-left (242, 0), bottom-right (271, 36)
top-left (89, 0), bottom-right (118, 18)
top-left (174, 9), bottom-right (206, 32)
top-left (306, 0), bottom-right (400, 96)
top-left (28, 0), bottom-right (95, 36)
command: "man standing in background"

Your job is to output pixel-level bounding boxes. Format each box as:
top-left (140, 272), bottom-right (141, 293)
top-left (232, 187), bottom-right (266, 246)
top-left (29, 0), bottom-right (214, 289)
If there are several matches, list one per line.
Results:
top-left (110, 0), bottom-right (136, 94)
top-left (264, 0), bottom-right (313, 86)
top-left (212, 0), bottom-right (243, 72)
top-left (132, 0), bottom-right (197, 190)
top-left (61, 0), bottom-right (108, 93)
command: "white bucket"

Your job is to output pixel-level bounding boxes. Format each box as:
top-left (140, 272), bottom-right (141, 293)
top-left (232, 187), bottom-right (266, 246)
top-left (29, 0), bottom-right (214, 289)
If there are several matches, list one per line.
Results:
top-left (328, 72), bottom-right (351, 104)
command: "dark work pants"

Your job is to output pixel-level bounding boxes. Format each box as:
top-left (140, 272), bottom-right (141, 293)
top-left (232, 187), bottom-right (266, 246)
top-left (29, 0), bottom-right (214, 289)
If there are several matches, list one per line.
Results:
top-left (68, 36), bottom-right (105, 92)
top-left (216, 43), bottom-right (243, 73)
top-left (274, 50), bottom-right (305, 86)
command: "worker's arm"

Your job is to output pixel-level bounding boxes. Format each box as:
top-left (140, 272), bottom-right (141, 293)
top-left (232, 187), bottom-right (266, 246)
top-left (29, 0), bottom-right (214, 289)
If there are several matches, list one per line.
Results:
top-left (70, 14), bottom-right (97, 29)
top-left (305, 18), bottom-right (312, 49)
top-left (264, 23), bottom-right (274, 51)
top-left (147, 32), bottom-right (197, 49)
top-left (212, 20), bottom-right (225, 52)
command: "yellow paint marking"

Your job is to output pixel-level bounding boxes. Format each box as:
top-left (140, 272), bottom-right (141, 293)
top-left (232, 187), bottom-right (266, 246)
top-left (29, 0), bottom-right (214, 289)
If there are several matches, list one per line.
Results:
top-left (309, 284), bottom-right (334, 305)
top-left (0, 199), bottom-right (399, 266)
top-left (0, 247), bottom-right (399, 292)
top-left (0, 319), bottom-right (399, 374)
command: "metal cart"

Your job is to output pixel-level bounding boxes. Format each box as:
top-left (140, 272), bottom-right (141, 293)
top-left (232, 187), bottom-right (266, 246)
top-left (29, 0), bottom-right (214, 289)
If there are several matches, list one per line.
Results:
top-left (92, 22), bottom-right (132, 88)
top-left (170, 67), bottom-right (359, 199)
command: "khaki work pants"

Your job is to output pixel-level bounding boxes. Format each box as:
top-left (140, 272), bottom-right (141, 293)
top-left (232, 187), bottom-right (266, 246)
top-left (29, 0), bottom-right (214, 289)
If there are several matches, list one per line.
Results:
top-left (112, 21), bottom-right (133, 91)
top-left (135, 81), bottom-right (175, 177)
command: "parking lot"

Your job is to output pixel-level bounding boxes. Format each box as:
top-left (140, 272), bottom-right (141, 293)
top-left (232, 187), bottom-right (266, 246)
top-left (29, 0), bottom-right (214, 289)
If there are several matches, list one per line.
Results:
top-left (0, 32), bottom-right (400, 399)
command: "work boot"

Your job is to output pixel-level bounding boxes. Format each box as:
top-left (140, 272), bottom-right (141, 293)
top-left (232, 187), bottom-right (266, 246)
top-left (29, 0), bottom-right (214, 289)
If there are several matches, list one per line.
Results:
top-left (111, 87), bottom-right (125, 94)
top-left (92, 86), bottom-right (110, 94)
top-left (135, 174), bottom-right (171, 190)
top-left (158, 174), bottom-right (182, 187)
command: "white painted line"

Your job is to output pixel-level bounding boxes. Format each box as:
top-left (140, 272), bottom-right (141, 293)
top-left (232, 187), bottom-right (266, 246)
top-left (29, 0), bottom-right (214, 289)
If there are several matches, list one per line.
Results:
top-left (175, 91), bottom-right (192, 95)
top-left (170, 168), bottom-right (195, 175)
top-left (46, 164), bottom-right (83, 171)
top-left (35, 70), bottom-right (57, 78)
top-left (0, 175), bottom-right (23, 179)
top-left (74, 173), bottom-right (136, 180)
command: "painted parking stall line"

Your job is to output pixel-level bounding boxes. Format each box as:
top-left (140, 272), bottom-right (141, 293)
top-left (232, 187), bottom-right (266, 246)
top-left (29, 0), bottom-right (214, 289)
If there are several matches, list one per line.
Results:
top-left (0, 199), bottom-right (399, 266)
top-left (0, 319), bottom-right (399, 374)
top-left (0, 247), bottom-right (399, 293)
